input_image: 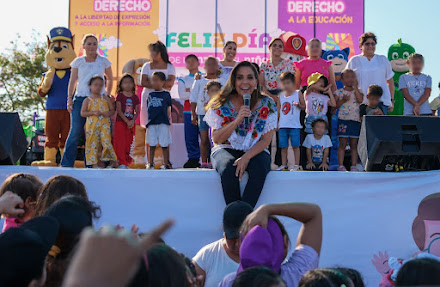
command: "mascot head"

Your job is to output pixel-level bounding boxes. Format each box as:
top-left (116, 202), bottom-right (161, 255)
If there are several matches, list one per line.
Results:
top-left (322, 48), bottom-right (350, 74)
top-left (46, 27), bottom-right (76, 70)
top-left (388, 38), bottom-right (415, 73)
top-left (122, 58), bottom-right (149, 86)
top-left (280, 32), bottom-right (307, 62)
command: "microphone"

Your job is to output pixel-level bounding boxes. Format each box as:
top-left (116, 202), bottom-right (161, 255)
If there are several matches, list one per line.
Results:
top-left (243, 93), bottom-right (251, 127)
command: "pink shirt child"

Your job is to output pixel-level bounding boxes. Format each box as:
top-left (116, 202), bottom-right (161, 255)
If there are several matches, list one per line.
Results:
top-left (295, 58), bottom-right (332, 87)
top-left (2, 217), bottom-right (24, 232)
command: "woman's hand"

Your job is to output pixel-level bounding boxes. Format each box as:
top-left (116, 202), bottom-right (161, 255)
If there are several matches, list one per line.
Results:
top-left (234, 105), bottom-right (251, 124)
top-left (67, 98), bottom-right (73, 113)
top-left (0, 191), bottom-right (24, 216)
top-left (233, 155), bottom-right (250, 180)
top-left (241, 205), bottom-right (270, 236)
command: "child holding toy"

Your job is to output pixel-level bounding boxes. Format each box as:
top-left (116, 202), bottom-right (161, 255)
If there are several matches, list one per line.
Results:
top-left (335, 69), bottom-right (364, 172)
top-left (304, 73), bottom-right (337, 134)
top-left (145, 72), bottom-right (173, 170)
top-left (113, 74), bottom-right (140, 169)
top-left (81, 75), bottom-right (117, 168)
top-left (277, 72), bottom-right (305, 171)
top-left (399, 53), bottom-right (432, 116)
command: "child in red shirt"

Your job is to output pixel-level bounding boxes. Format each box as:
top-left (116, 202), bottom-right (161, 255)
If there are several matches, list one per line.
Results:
top-left (113, 74), bottom-right (140, 168)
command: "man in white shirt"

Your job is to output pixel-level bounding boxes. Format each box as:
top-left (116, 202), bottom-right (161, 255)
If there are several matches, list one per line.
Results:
top-left (193, 201), bottom-right (253, 287)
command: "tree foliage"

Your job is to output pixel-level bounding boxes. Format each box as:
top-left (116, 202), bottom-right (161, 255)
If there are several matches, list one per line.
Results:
top-left (0, 31), bottom-right (47, 124)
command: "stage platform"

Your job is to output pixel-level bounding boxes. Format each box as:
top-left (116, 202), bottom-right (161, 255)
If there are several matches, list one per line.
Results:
top-left (1, 166), bottom-right (440, 286)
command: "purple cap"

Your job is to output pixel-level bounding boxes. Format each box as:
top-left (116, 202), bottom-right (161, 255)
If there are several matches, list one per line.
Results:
top-left (237, 218), bottom-right (284, 274)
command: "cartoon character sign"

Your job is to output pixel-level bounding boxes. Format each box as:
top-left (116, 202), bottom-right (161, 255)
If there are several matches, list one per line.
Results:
top-left (32, 27), bottom-right (76, 167)
top-left (280, 32), bottom-right (307, 62)
top-left (372, 193), bottom-right (440, 286)
top-left (322, 48), bottom-right (350, 89)
top-left (387, 39), bottom-right (416, 115)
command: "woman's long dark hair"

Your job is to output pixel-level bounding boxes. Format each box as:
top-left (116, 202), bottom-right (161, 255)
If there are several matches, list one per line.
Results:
top-left (207, 61), bottom-right (265, 111)
top-left (149, 41), bottom-right (171, 64)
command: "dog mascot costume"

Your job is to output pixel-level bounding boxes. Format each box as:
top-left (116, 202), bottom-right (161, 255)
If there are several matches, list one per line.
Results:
top-left (122, 58), bottom-right (149, 168)
top-left (32, 27), bottom-right (76, 166)
top-left (388, 39), bottom-right (416, 115)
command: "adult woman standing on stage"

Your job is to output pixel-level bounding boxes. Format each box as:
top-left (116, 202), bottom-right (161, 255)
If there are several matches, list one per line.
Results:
top-left (204, 61), bottom-right (277, 208)
top-left (219, 41), bottom-right (238, 81)
top-left (260, 38), bottom-right (295, 98)
top-left (260, 38), bottom-right (296, 168)
top-left (61, 34), bottom-right (113, 167)
top-left (347, 32), bottom-right (395, 114)
top-left (140, 41), bottom-right (176, 128)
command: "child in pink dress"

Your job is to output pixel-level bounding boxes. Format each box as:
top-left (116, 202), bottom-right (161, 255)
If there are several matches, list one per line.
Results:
top-left (0, 173), bottom-right (43, 232)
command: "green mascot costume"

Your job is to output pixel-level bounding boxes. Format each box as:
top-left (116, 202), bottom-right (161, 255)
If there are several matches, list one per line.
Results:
top-left (387, 39), bottom-right (415, 115)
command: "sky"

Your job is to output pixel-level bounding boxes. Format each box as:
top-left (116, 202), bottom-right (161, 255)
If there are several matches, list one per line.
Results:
top-left (0, 0), bottom-right (438, 100)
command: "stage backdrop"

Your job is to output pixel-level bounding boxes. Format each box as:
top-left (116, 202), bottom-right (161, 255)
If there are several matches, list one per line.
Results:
top-left (1, 166), bottom-right (439, 287)
top-left (68, 0), bottom-right (365, 167)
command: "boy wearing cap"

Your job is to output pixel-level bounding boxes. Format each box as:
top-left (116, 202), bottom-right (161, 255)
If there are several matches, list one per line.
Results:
top-left (193, 201), bottom-right (253, 287)
top-left (304, 73), bottom-right (336, 134)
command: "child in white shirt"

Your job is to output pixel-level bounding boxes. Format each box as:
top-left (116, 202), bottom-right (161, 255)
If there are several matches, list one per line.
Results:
top-left (303, 118), bottom-right (333, 171)
top-left (277, 72), bottom-right (305, 171)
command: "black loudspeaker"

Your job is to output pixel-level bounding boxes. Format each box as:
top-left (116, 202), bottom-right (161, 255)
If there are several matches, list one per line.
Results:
top-left (358, 116), bottom-right (440, 172)
top-left (0, 113), bottom-right (28, 165)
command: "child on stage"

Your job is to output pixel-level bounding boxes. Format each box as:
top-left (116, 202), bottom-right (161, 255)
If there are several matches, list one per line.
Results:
top-left (303, 118), bottom-right (333, 171)
top-left (81, 75), bottom-right (117, 168)
top-left (113, 74), bottom-right (140, 169)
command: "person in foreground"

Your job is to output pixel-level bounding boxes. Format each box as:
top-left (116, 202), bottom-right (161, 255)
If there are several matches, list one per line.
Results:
top-left (232, 267), bottom-right (286, 287)
top-left (204, 61), bottom-right (277, 208)
top-left (193, 201), bottom-right (253, 287)
top-left (220, 202), bottom-right (322, 287)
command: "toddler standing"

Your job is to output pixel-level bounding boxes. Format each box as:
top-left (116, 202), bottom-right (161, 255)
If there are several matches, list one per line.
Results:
top-left (277, 72), bottom-right (305, 171)
top-left (335, 69), bottom-right (363, 172)
top-left (80, 75), bottom-right (117, 168)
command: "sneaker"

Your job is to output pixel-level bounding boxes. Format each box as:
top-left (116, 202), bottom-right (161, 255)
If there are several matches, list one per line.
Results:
top-left (183, 158), bottom-right (200, 168)
top-left (276, 165), bottom-right (288, 171)
top-left (146, 163), bottom-right (155, 170)
top-left (290, 165), bottom-right (301, 171)
top-left (350, 166), bottom-right (360, 172)
top-left (160, 163), bottom-right (173, 170)
top-left (337, 166), bottom-right (347, 171)
top-left (208, 162), bottom-right (213, 169)
top-left (200, 163), bottom-right (209, 169)
top-left (119, 165), bottom-right (129, 169)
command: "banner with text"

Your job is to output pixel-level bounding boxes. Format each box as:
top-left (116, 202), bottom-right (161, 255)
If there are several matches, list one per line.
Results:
top-left (278, 0), bottom-right (364, 57)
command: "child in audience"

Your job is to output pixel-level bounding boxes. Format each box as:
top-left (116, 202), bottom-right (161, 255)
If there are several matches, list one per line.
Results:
top-left (304, 73), bottom-right (337, 134)
top-left (399, 53), bottom-right (432, 116)
top-left (277, 72), bottom-right (305, 171)
top-left (113, 74), bottom-right (140, 169)
top-left (190, 57), bottom-right (225, 168)
top-left (145, 72), bottom-right (173, 170)
top-left (81, 75), bottom-right (117, 168)
top-left (178, 54), bottom-right (201, 168)
top-left (0, 173), bottom-right (42, 231)
top-left (359, 85), bottom-right (384, 120)
top-left (335, 69), bottom-right (364, 172)
top-left (303, 119), bottom-right (333, 171)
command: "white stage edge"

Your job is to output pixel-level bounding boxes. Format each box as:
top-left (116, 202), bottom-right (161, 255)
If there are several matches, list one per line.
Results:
top-left (1, 166), bottom-right (440, 286)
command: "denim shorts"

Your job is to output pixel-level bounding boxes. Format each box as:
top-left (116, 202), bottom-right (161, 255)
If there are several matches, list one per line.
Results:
top-left (337, 120), bottom-right (361, 138)
top-left (304, 115), bottom-right (328, 134)
top-left (278, 128), bottom-right (301, 148)
top-left (198, 115), bottom-right (210, 131)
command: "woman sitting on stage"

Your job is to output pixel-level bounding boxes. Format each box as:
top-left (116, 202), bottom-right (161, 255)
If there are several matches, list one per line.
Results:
top-left (204, 61), bottom-right (277, 208)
